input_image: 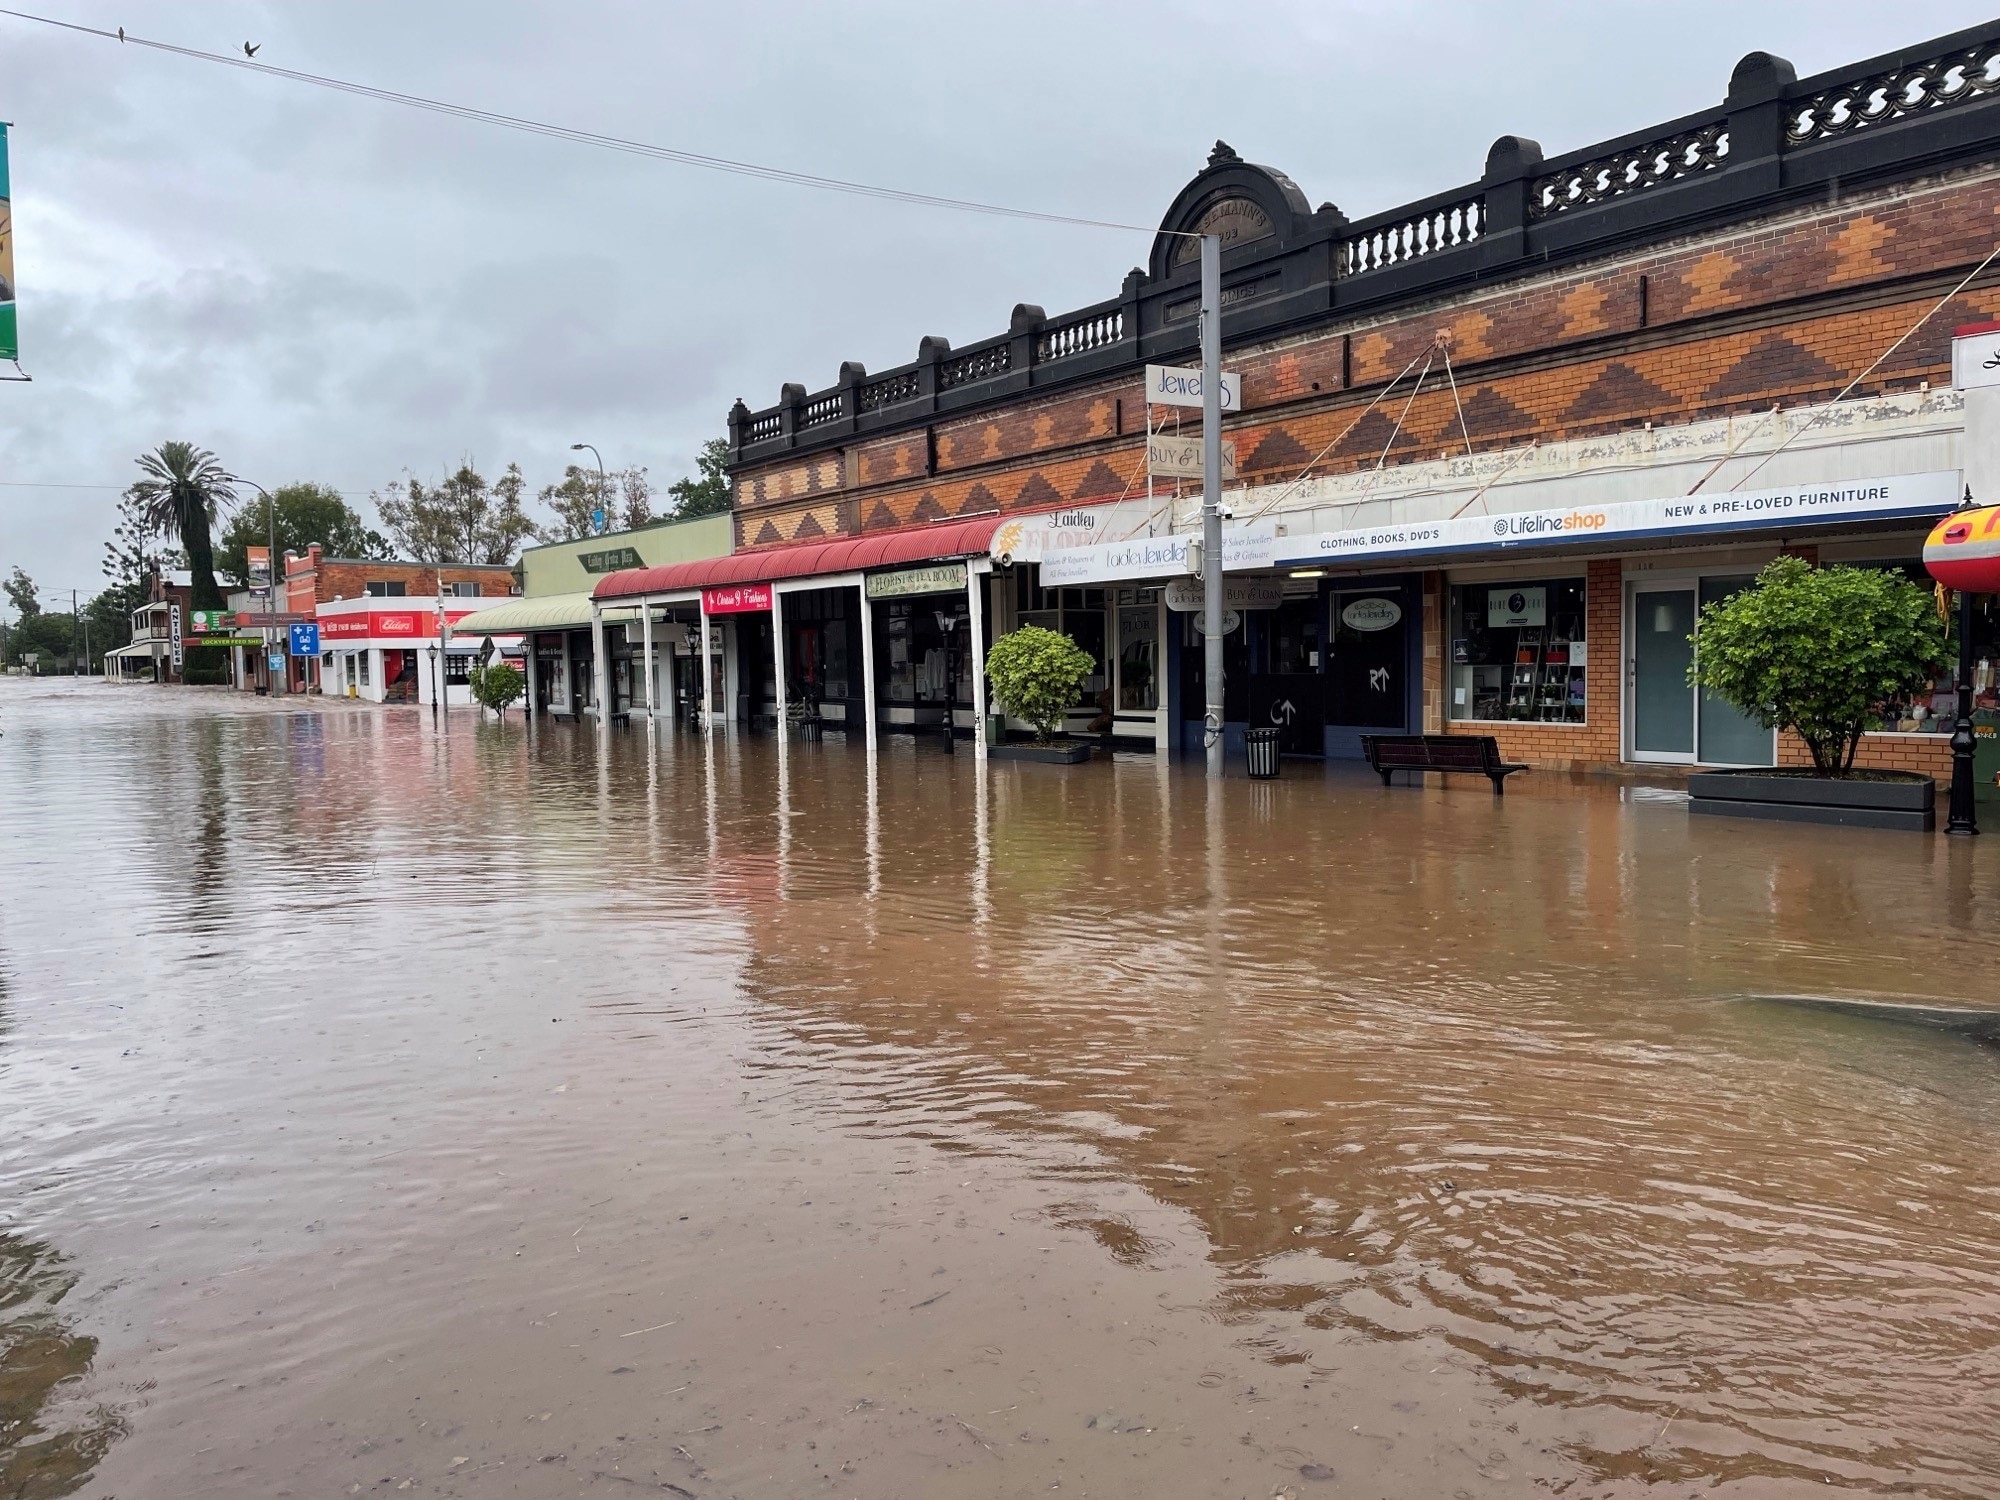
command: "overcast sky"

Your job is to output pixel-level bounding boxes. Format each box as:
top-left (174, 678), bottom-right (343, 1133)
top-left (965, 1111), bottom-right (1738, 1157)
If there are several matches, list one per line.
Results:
top-left (1, 0), bottom-right (1994, 603)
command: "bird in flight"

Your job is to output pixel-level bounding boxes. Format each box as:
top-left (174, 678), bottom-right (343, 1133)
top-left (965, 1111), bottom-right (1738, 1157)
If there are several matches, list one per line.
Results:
top-left (242, 41), bottom-right (259, 58)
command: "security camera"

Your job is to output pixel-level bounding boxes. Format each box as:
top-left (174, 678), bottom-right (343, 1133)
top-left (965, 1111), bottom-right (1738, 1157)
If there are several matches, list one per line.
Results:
top-left (1218, 505), bottom-right (1236, 520)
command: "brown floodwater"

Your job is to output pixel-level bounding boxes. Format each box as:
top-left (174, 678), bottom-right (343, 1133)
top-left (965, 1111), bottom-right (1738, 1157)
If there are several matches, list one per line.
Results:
top-left (3, 677), bottom-right (2000, 1499)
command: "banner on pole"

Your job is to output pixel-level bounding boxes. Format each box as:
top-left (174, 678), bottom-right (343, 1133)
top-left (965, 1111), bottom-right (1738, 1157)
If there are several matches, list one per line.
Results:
top-left (0, 123), bottom-right (16, 363)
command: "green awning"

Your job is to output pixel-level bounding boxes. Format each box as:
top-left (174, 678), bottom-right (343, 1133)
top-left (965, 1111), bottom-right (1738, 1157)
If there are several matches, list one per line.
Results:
top-left (445, 592), bottom-right (632, 635)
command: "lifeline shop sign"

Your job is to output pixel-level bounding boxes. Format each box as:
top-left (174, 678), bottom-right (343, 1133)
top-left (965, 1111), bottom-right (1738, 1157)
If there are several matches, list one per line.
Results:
top-left (701, 584), bottom-right (772, 614)
top-left (1276, 470), bottom-right (1963, 567)
top-left (1039, 522), bottom-right (1278, 586)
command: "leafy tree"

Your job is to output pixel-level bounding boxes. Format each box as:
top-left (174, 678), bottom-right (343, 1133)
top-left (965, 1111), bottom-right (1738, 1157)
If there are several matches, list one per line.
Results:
top-left (82, 588), bottom-right (133, 664)
top-left (985, 626), bottom-right (1095, 744)
top-left (374, 461), bottom-right (536, 565)
top-left (4, 610), bottom-right (77, 671)
top-left (538, 464), bottom-right (653, 542)
top-left (468, 661), bottom-right (525, 719)
top-left (102, 492), bottom-right (164, 608)
top-left (127, 441), bottom-right (235, 610)
top-left (4, 565), bottom-right (38, 621)
top-left (216, 482), bottom-right (390, 586)
top-left (666, 438), bottom-right (731, 520)
top-left (1691, 556), bottom-right (1949, 776)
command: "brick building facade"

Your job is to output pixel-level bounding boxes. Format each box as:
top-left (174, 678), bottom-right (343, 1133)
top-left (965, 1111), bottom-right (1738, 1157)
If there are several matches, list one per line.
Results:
top-left (595, 23), bottom-right (2000, 778)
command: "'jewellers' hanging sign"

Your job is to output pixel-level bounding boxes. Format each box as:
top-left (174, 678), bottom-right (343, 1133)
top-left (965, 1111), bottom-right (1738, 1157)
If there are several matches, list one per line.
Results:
top-left (865, 562), bottom-right (967, 600)
top-left (1275, 471), bottom-right (1961, 568)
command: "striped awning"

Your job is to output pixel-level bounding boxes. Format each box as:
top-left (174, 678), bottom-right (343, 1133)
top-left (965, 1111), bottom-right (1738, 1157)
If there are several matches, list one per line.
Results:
top-left (591, 516), bottom-right (1006, 602)
top-left (445, 592), bottom-right (607, 635)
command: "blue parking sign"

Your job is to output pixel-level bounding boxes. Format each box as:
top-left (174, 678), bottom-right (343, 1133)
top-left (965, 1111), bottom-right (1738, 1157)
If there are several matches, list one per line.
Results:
top-left (288, 622), bottom-right (320, 656)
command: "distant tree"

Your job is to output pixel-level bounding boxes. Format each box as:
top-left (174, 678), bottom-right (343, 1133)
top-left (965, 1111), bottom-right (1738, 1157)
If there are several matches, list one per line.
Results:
top-left (374, 460), bottom-right (537, 564)
top-left (4, 565), bottom-right (39, 621)
top-left (103, 492), bottom-right (162, 606)
top-left (82, 588), bottom-right (133, 664)
top-left (3, 610), bottom-right (77, 671)
top-left (537, 464), bottom-right (654, 542)
top-left (666, 438), bottom-right (731, 519)
top-left (127, 441), bottom-right (235, 610)
top-left (216, 482), bottom-right (391, 586)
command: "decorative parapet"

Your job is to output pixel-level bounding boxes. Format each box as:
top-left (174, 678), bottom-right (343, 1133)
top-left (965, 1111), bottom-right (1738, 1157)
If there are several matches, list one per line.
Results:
top-left (730, 20), bottom-right (2000, 472)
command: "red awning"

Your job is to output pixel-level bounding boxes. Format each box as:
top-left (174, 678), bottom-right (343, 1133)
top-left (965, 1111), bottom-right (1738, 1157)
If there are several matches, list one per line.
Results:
top-left (591, 515), bottom-right (1008, 602)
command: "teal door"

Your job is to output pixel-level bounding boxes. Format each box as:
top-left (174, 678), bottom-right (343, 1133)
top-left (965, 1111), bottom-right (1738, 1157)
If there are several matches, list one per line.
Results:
top-left (1631, 587), bottom-right (1696, 759)
top-left (1695, 576), bottom-right (1776, 766)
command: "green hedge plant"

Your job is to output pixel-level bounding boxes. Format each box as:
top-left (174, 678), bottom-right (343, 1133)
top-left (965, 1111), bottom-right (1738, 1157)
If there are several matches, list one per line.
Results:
top-left (1690, 556), bottom-right (1948, 776)
top-left (468, 661), bottom-right (525, 719)
top-left (985, 626), bottom-right (1094, 744)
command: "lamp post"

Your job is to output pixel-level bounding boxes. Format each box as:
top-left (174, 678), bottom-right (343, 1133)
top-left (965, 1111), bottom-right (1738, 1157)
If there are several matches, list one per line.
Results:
top-left (571, 443), bottom-right (607, 535)
top-left (427, 643), bottom-right (441, 723)
top-left (936, 609), bottom-right (960, 755)
top-left (236, 476), bottom-right (283, 696)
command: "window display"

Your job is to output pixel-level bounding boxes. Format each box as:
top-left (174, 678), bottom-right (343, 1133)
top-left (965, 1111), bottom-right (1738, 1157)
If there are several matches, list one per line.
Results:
top-left (1448, 578), bottom-right (1586, 723)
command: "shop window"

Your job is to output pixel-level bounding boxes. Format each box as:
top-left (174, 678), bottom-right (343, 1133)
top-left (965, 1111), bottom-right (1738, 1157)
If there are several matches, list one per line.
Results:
top-left (1449, 579), bottom-right (1586, 723)
top-left (444, 652), bottom-right (474, 685)
top-left (357, 652), bottom-right (371, 686)
top-left (877, 601), bottom-right (971, 704)
top-left (1118, 604), bottom-right (1159, 710)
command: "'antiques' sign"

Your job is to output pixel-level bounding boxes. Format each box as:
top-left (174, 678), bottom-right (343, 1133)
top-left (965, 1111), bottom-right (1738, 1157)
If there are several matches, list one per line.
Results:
top-left (865, 563), bottom-right (968, 600)
top-left (702, 584), bottom-right (772, 614)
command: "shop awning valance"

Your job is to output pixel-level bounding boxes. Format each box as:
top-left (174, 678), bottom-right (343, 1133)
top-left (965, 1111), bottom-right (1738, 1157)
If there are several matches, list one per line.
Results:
top-left (591, 516), bottom-right (1007, 603)
top-left (445, 592), bottom-right (602, 635)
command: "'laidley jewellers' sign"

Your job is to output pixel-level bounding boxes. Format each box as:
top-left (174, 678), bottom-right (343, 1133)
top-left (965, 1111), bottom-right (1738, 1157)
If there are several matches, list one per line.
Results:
top-left (1040, 521), bottom-right (1278, 586)
top-left (1276, 471), bottom-right (1963, 568)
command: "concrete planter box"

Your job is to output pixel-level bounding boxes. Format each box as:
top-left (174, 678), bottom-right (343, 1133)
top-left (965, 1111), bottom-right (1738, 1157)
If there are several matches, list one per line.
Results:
top-left (1688, 769), bottom-right (1935, 832)
top-left (990, 741), bottom-right (1095, 765)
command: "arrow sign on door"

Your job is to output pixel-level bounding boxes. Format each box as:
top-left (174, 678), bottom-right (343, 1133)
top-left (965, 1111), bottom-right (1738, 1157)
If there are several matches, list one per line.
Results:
top-left (1272, 698), bottom-right (1297, 725)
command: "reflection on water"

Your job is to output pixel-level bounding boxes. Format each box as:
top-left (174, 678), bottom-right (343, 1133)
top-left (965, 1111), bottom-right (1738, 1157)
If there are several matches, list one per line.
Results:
top-left (0, 1233), bottom-right (122, 1499)
top-left (3, 677), bottom-right (2000, 1497)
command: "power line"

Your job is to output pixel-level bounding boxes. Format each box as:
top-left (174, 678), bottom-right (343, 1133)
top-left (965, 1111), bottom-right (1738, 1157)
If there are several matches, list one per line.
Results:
top-left (0, 9), bottom-right (1167, 236)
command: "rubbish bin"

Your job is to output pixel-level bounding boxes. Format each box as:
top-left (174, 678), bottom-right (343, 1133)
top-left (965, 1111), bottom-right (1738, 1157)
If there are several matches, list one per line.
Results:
top-left (1245, 726), bottom-right (1281, 780)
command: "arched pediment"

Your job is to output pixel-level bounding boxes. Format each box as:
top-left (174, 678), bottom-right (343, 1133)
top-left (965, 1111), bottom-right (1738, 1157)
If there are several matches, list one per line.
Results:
top-left (1149, 141), bottom-right (1315, 282)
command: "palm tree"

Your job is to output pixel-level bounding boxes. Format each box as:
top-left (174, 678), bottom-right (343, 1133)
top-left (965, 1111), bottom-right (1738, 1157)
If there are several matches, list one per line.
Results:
top-left (128, 441), bottom-right (236, 610)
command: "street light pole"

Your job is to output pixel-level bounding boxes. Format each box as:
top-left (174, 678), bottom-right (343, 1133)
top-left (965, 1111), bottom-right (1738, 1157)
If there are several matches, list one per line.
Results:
top-left (571, 443), bottom-right (607, 534)
top-left (1200, 232), bottom-right (1226, 781)
top-left (237, 477), bottom-right (282, 697)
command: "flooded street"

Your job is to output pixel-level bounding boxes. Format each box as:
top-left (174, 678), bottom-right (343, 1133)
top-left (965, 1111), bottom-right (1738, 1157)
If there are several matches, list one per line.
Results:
top-left (4, 678), bottom-right (2000, 1498)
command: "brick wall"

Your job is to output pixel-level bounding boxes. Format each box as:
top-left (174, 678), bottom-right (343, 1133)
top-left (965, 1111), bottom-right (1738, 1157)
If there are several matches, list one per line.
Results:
top-left (731, 168), bottom-right (2000, 552)
top-left (289, 550), bottom-right (514, 605)
top-left (1440, 558), bottom-right (1624, 769)
top-left (1778, 731), bottom-right (1954, 783)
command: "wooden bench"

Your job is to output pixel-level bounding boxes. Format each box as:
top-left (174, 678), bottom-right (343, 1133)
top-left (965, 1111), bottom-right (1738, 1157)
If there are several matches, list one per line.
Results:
top-left (1360, 733), bottom-right (1527, 794)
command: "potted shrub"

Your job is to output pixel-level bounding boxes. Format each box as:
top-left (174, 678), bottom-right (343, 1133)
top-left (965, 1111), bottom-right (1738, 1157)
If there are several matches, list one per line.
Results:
top-left (1687, 556), bottom-right (1949, 830)
top-left (468, 660), bottom-right (526, 721)
top-left (984, 625), bottom-right (1096, 764)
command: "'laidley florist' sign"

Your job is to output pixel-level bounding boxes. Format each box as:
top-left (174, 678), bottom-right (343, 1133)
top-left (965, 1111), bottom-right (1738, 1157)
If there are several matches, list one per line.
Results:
top-left (1276, 471), bottom-right (1963, 568)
